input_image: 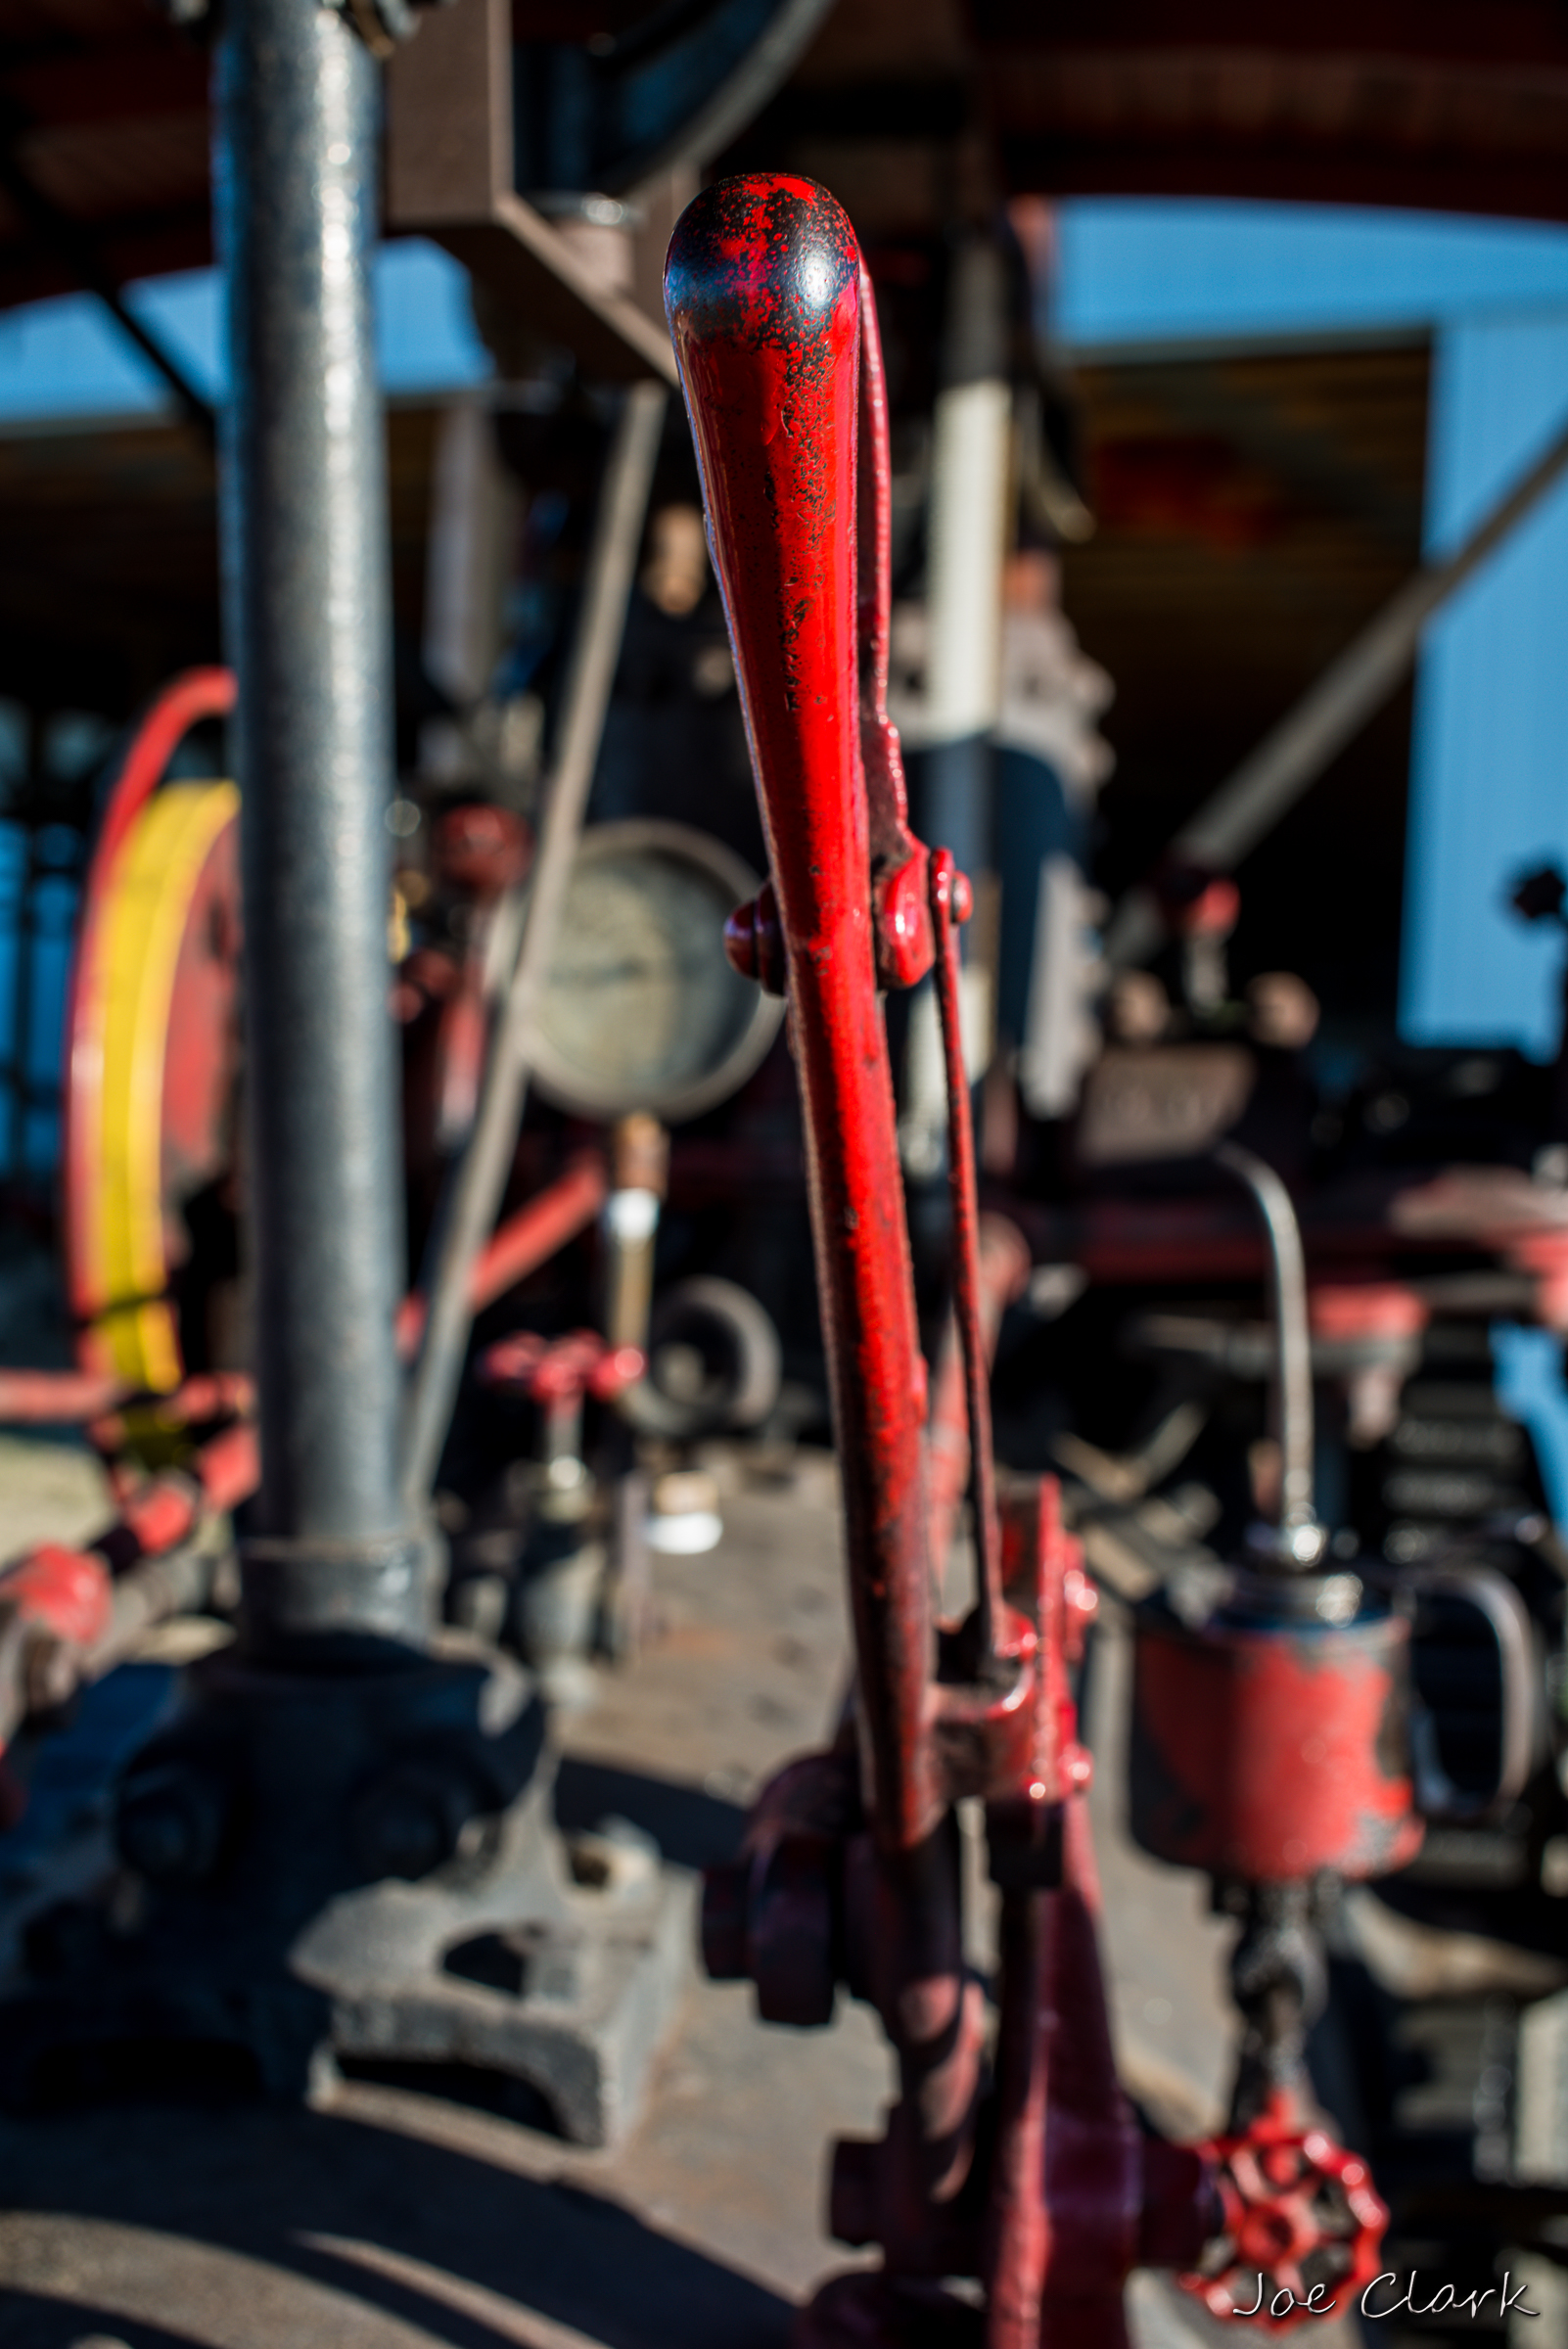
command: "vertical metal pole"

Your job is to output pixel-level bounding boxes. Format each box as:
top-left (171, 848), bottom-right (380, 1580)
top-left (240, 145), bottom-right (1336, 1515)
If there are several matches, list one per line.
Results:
top-left (902, 234), bottom-right (1010, 1175)
top-left (920, 235), bottom-right (1010, 882)
top-left (400, 379), bottom-right (667, 1506)
top-left (216, 0), bottom-right (421, 1645)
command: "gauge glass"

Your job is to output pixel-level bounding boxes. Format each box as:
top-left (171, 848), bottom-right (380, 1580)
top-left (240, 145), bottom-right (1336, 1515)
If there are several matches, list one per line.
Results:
top-left (532, 820), bottom-right (780, 1121)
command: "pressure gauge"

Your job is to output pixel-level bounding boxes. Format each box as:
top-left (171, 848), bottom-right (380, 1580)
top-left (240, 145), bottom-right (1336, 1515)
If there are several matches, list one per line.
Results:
top-left (531, 819), bottom-right (782, 1122)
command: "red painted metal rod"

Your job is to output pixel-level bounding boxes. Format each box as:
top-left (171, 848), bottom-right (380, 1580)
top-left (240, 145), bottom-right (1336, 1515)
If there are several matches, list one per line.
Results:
top-left (1032, 1797), bottom-right (1142, 2344)
top-left (986, 1880), bottom-right (1052, 2347)
top-left (667, 176), bottom-right (937, 1851)
top-left (926, 1213), bottom-right (1032, 1593)
top-left (930, 849), bottom-right (1005, 1655)
top-left (669, 180), bottom-right (997, 2284)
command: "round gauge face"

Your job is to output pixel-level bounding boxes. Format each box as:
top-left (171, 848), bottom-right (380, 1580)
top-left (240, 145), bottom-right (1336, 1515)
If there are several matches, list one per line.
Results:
top-left (530, 819), bottom-right (782, 1123)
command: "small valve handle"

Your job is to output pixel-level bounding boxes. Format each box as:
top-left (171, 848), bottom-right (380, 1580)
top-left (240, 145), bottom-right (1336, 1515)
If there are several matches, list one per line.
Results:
top-left (478, 1329), bottom-right (644, 1405)
top-left (1181, 2094), bottom-right (1389, 2330)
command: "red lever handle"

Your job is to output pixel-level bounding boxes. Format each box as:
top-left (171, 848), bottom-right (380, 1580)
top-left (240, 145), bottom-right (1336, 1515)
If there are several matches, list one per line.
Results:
top-left (667, 178), bottom-right (937, 1850)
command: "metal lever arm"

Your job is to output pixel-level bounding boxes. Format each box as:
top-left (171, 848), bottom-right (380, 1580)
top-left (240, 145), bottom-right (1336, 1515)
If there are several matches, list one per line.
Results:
top-left (667, 172), bottom-right (1315, 2348)
top-left (667, 176), bottom-right (937, 1851)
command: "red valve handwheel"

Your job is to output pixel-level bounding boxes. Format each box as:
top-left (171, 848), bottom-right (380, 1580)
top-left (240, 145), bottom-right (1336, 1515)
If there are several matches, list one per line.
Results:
top-left (1181, 2094), bottom-right (1389, 2330)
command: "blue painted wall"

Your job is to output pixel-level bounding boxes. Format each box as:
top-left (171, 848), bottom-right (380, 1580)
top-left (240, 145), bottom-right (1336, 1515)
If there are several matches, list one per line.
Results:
top-left (1052, 198), bottom-right (1568, 1061)
top-left (1404, 317), bottom-right (1568, 1053)
top-left (1055, 199), bottom-right (1568, 348)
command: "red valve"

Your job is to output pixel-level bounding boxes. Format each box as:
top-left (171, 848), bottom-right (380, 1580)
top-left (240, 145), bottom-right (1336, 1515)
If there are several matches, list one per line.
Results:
top-left (1181, 2094), bottom-right (1389, 2330)
top-left (478, 1329), bottom-right (645, 1405)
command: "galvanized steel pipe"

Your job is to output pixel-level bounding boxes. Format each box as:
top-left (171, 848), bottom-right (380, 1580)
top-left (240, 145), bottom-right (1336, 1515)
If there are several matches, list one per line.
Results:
top-left (215, 0), bottom-right (420, 1642)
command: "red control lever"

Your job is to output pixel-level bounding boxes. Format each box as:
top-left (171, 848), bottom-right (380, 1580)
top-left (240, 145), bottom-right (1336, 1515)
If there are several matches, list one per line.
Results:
top-left (669, 176), bottom-right (938, 1854)
top-left (667, 171), bottom-right (1378, 2347)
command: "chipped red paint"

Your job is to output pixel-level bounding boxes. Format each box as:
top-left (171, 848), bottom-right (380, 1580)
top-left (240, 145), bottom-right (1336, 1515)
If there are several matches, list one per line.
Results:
top-left (1130, 1602), bottom-right (1424, 1882)
top-left (669, 175), bottom-right (937, 1854)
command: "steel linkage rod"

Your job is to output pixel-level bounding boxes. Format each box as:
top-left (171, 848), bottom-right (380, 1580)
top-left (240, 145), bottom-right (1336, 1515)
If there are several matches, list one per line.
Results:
top-left (929, 847), bottom-right (1004, 1657)
top-left (925, 1215), bottom-right (1031, 1586)
top-left (216, 0), bottom-right (420, 1644)
top-left (402, 380), bottom-right (667, 1504)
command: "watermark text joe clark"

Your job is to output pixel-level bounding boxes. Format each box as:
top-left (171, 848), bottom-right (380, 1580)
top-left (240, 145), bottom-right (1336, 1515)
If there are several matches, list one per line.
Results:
top-left (1229, 2271), bottom-right (1538, 2322)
